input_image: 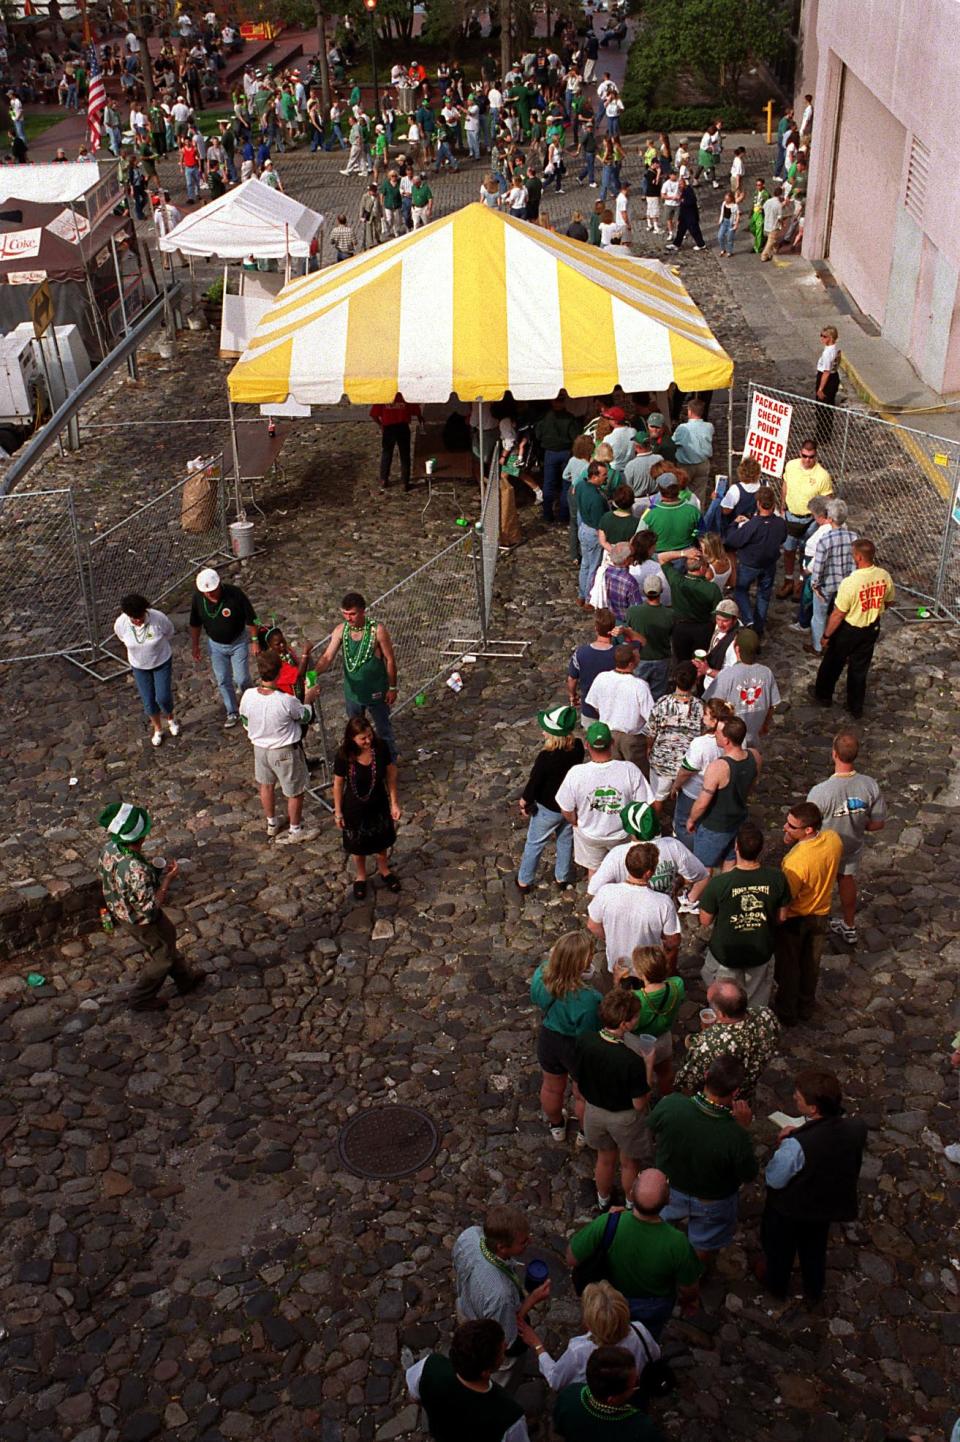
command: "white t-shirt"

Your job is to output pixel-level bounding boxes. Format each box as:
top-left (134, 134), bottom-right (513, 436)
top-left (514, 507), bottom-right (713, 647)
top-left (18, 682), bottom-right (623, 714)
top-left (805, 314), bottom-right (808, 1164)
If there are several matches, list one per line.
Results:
top-left (817, 342), bottom-right (840, 375)
top-left (587, 882), bottom-right (680, 971)
top-left (588, 836), bottom-right (709, 896)
top-left (239, 688), bottom-right (311, 749)
top-left (614, 192), bottom-right (631, 228)
top-left (804, 520), bottom-right (832, 566)
top-left (555, 759), bottom-right (652, 842)
top-left (584, 672), bottom-right (654, 734)
top-left (730, 155), bottom-right (744, 181)
top-left (679, 733), bottom-right (721, 799)
top-left (605, 98), bottom-right (624, 119)
top-left (720, 479), bottom-right (760, 513)
top-left (699, 130), bottom-right (712, 151)
top-left (488, 87), bottom-right (502, 109)
top-left (599, 221), bottom-right (620, 248)
top-left (660, 178), bottom-right (680, 204)
top-left (113, 608), bottom-right (174, 669)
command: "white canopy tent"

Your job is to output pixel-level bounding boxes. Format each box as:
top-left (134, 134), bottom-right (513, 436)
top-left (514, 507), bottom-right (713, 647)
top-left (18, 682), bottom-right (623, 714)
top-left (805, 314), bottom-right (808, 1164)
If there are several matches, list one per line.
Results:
top-left (0, 163), bottom-right (100, 206)
top-left (157, 178), bottom-right (325, 358)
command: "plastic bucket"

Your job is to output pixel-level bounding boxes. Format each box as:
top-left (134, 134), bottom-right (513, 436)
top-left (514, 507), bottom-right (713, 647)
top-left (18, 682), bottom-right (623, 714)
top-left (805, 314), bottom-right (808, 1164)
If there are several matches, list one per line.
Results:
top-left (229, 520), bottom-right (255, 558)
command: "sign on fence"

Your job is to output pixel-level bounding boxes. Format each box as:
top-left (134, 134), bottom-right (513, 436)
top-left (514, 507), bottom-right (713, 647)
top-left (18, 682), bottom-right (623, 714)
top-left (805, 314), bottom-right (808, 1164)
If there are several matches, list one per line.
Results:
top-left (745, 391), bottom-right (793, 478)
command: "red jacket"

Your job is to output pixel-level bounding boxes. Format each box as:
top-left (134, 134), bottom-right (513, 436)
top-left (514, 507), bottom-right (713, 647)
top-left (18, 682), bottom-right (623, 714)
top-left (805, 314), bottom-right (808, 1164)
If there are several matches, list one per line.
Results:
top-left (370, 402), bottom-right (421, 427)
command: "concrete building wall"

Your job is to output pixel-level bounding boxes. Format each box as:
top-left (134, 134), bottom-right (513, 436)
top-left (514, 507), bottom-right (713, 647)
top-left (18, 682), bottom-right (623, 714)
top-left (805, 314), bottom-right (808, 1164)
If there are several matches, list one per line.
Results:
top-left (802, 0), bottom-right (960, 394)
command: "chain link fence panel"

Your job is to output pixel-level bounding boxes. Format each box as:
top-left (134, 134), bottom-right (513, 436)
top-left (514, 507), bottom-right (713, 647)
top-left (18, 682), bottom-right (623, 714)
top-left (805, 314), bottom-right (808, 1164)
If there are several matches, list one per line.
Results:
top-left (743, 383), bottom-right (960, 614)
top-left (478, 441), bottom-right (501, 632)
top-left (0, 489), bottom-right (92, 662)
top-left (85, 458), bottom-right (229, 646)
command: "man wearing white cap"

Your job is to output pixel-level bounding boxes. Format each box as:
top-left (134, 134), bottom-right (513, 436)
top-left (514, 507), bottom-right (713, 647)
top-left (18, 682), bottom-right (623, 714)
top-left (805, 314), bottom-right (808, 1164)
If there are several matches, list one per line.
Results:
top-left (97, 803), bottom-right (203, 1012)
top-left (189, 569), bottom-right (260, 728)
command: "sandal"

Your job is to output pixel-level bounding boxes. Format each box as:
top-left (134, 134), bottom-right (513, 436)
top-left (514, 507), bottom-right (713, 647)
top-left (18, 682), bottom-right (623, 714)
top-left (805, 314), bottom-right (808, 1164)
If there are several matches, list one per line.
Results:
top-left (380, 872), bottom-right (402, 892)
top-left (352, 880), bottom-right (368, 900)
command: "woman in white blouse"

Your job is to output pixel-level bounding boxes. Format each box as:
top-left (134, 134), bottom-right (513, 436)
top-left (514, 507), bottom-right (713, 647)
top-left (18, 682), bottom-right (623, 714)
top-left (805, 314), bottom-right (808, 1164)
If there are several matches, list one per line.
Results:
top-left (815, 324), bottom-right (841, 442)
top-left (113, 593), bottom-right (180, 747)
top-left (518, 1280), bottom-right (660, 1390)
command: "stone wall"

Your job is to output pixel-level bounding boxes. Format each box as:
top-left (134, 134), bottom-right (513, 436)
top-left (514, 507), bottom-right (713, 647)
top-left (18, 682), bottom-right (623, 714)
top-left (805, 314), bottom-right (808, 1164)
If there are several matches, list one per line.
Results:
top-left (0, 876), bottom-right (101, 963)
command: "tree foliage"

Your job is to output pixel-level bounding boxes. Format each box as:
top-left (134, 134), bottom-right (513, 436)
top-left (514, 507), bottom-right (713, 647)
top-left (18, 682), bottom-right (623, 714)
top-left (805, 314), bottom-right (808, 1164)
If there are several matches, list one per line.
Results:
top-left (629, 0), bottom-right (791, 105)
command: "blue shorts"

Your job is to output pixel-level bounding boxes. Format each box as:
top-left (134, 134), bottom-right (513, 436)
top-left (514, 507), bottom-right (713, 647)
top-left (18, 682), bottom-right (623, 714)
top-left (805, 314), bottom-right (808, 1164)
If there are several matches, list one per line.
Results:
top-left (661, 1188), bottom-right (738, 1250)
top-left (692, 824), bottom-right (737, 868)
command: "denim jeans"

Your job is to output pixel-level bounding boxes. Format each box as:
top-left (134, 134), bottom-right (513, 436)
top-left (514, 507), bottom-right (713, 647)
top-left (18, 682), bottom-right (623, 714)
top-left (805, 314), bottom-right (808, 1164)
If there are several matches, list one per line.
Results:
top-left (811, 589), bottom-right (831, 651)
top-left (627, 1292), bottom-right (674, 1340)
top-left (542, 450), bottom-right (571, 522)
top-left (132, 659), bottom-right (174, 719)
top-left (673, 789), bottom-right (695, 848)
top-left (467, 129), bottom-right (480, 159)
top-left (600, 163), bottom-right (615, 201)
top-left (518, 804), bottom-right (574, 885)
top-left (346, 698), bottom-right (398, 761)
top-left (733, 562), bottom-right (776, 635)
top-left (579, 153), bottom-right (595, 184)
top-left (207, 636), bottom-right (250, 716)
top-left (578, 520), bottom-right (602, 600)
top-left (184, 164), bottom-right (200, 201)
top-left (717, 218), bottom-right (735, 254)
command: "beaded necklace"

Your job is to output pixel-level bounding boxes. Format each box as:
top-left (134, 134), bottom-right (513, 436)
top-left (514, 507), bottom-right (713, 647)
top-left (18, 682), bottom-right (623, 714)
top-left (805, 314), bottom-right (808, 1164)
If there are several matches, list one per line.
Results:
top-left (579, 1386), bottom-right (637, 1421)
top-left (348, 745), bottom-right (377, 801)
top-left (478, 1235), bottom-right (523, 1296)
top-left (343, 618), bottom-right (375, 674)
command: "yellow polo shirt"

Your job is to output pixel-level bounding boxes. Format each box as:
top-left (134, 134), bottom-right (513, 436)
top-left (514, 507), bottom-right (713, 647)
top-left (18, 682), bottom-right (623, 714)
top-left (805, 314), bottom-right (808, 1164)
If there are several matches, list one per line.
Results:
top-left (834, 565), bottom-right (895, 626)
top-left (783, 830), bottom-right (843, 917)
top-left (782, 458), bottom-right (833, 515)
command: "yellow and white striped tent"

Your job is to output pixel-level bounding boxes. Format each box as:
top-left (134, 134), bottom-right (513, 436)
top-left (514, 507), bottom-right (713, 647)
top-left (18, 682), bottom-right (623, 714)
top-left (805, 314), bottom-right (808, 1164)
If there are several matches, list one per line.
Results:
top-left (228, 201), bottom-right (733, 406)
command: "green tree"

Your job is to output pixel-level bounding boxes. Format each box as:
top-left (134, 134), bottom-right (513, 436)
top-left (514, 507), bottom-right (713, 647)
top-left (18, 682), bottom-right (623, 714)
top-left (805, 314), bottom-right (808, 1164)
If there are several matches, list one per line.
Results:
top-left (632, 0), bottom-right (790, 104)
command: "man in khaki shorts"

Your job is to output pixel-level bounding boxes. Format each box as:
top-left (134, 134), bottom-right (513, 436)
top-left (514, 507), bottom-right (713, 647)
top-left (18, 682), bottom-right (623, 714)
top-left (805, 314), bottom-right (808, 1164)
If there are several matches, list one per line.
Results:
top-left (239, 650), bottom-right (319, 844)
top-left (555, 721), bottom-right (653, 881)
top-left (574, 989), bottom-right (652, 1210)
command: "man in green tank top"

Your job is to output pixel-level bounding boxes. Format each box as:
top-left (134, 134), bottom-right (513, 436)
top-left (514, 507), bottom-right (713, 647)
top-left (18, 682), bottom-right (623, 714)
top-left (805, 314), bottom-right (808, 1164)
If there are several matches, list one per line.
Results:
top-left (313, 590), bottom-right (399, 759)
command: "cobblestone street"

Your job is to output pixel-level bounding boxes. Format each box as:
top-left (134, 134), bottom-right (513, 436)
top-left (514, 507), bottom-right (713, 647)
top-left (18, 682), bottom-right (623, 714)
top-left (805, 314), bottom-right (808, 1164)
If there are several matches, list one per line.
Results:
top-left (1, 146), bottom-right (959, 1442)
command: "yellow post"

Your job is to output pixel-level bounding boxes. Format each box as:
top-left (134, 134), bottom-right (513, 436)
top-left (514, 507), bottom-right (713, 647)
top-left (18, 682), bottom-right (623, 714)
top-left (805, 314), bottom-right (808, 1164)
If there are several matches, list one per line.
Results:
top-left (765, 100), bottom-right (775, 144)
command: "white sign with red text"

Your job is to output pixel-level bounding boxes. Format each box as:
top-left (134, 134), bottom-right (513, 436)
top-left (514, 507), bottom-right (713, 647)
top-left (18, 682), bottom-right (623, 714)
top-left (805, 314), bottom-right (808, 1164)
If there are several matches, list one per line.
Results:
top-left (744, 392), bottom-right (793, 478)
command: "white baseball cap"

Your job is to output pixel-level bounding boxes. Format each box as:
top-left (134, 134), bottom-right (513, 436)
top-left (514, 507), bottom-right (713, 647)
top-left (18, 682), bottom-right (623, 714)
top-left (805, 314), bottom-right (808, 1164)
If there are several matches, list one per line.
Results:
top-left (196, 567), bottom-right (220, 593)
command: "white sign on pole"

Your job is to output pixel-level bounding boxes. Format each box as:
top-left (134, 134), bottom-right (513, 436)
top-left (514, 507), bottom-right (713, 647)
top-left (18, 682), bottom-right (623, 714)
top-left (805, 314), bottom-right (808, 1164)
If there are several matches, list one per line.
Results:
top-left (745, 391), bottom-right (793, 478)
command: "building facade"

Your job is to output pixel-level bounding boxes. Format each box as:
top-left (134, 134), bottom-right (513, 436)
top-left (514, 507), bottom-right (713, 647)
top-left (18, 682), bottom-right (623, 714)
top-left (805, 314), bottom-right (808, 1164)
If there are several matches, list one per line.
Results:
top-left (801, 0), bottom-right (960, 395)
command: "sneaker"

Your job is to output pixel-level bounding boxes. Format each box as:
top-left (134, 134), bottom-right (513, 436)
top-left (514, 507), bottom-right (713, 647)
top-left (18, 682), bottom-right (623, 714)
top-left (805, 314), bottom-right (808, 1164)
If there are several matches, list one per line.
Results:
top-left (945, 1143), bottom-right (960, 1164)
top-left (829, 917), bottom-right (857, 945)
top-left (267, 816), bottom-right (281, 837)
top-left (151, 730), bottom-right (163, 747)
top-left (788, 622), bottom-right (808, 633)
top-left (677, 893), bottom-right (700, 915)
top-left (574, 1131), bottom-right (588, 1151)
top-left (693, 245), bottom-right (706, 251)
top-left (597, 1193), bottom-right (612, 1212)
top-left (547, 1111), bottom-right (567, 1142)
top-left (275, 827), bottom-right (318, 845)
top-left (224, 713), bottom-right (240, 729)
top-left (589, 182), bottom-right (597, 188)
top-left (664, 243), bottom-right (678, 251)
top-left (167, 718), bottom-right (181, 736)
top-left (533, 487), bottom-right (544, 503)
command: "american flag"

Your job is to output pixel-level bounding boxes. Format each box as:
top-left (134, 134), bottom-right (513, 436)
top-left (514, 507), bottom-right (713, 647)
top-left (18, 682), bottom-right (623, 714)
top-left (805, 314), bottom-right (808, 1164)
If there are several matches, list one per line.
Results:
top-left (86, 46), bottom-right (106, 152)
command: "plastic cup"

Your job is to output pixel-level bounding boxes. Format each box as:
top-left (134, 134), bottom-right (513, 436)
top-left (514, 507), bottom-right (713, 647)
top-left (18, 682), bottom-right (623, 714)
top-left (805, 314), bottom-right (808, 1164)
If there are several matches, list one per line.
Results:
top-left (426, 457), bottom-right (436, 475)
top-left (414, 693), bottom-right (426, 707)
top-left (152, 856), bottom-right (166, 871)
top-left (306, 669), bottom-right (318, 687)
top-left (700, 1007), bottom-right (716, 1027)
top-left (26, 973), bottom-right (45, 988)
top-left (524, 1258), bottom-right (549, 1293)
top-left (694, 649), bottom-right (707, 660)
top-left (633, 1033), bottom-right (658, 1057)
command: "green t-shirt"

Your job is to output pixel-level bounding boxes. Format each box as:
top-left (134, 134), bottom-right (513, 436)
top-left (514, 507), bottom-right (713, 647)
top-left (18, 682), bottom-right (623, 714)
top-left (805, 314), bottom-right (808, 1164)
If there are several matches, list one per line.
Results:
top-left (554, 1386), bottom-right (664, 1442)
top-left (699, 864), bottom-right (792, 969)
top-left (624, 603), bottom-right (675, 661)
top-left (598, 510), bottom-right (639, 544)
top-left (668, 571), bottom-right (722, 624)
top-left (411, 182), bottom-right (432, 206)
top-left (649, 1092), bottom-right (758, 1200)
top-left (639, 500), bottom-right (700, 552)
top-left (569, 1209), bottom-right (703, 1298)
top-left (575, 477), bottom-right (609, 529)
top-left (379, 178), bottom-right (401, 208)
top-left (530, 963), bottom-right (602, 1038)
top-left (629, 976), bottom-right (684, 1038)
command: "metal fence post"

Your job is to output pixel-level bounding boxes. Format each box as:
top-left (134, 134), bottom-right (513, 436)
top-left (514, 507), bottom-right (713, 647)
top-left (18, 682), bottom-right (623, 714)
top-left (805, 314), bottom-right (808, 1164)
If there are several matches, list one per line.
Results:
top-left (838, 408), bottom-right (852, 490)
top-left (471, 523), bottom-right (489, 651)
top-left (933, 454), bottom-right (960, 617)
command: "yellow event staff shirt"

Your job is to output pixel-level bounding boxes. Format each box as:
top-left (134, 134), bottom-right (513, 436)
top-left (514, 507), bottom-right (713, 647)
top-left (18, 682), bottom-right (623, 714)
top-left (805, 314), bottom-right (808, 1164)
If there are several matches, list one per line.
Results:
top-left (783, 830), bottom-right (843, 917)
top-left (834, 565), bottom-right (895, 626)
top-left (782, 458), bottom-right (833, 515)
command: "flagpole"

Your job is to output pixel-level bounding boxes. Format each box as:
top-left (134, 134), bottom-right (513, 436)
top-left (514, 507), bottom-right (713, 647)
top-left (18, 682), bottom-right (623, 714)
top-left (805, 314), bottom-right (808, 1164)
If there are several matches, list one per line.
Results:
top-left (78, 0), bottom-right (91, 47)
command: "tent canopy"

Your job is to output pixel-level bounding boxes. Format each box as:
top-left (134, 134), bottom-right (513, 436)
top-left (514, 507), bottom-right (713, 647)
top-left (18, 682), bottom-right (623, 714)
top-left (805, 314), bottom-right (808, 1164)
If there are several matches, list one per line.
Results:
top-left (0, 163), bottom-right (100, 206)
top-left (228, 202), bottom-right (733, 407)
top-left (159, 178), bottom-right (324, 259)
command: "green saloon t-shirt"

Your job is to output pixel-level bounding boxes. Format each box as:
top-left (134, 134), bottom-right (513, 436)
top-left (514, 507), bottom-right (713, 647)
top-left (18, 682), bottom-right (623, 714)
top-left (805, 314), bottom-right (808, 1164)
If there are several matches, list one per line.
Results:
top-left (568, 1208), bottom-right (703, 1298)
top-left (699, 864), bottom-right (792, 969)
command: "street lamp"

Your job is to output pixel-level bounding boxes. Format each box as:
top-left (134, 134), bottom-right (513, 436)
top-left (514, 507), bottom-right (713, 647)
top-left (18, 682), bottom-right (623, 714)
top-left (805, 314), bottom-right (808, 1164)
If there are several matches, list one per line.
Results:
top-left (363, 0), bottom-right (380, 119)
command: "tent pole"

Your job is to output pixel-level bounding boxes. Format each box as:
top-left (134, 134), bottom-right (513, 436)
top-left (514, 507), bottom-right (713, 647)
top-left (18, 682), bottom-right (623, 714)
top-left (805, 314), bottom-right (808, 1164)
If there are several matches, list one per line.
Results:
top-left (477, 396), bottom-right (484, 503)
top-left (727, 385), bottom-right (734, 473)
top-left (110, 234), bottom-right (136, 380)
top-left (229, 399), bottom-right (243, 521)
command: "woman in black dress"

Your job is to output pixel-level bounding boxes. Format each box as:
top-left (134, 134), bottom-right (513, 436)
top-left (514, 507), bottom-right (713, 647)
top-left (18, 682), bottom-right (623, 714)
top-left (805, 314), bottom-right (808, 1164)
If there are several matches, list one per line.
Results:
top-left (333, 716), bottom-right (401, 900)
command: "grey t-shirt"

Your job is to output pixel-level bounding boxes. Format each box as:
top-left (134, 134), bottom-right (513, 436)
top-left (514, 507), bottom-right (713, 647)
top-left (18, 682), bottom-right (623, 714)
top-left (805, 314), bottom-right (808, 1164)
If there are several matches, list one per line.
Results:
top-left (806, 772), bottom-right (886, 860)
top-left (709, 663), bottom-right (782, 748)
top-left (623, 451), bottom-right (663, 500)
top-left (452, 1225), bottom-right (523, 1345)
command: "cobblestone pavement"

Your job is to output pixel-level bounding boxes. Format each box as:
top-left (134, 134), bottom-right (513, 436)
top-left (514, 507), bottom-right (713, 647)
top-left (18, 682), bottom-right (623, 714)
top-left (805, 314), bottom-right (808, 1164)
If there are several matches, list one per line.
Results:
top-left (1, 159), bottom-right (959, 1442)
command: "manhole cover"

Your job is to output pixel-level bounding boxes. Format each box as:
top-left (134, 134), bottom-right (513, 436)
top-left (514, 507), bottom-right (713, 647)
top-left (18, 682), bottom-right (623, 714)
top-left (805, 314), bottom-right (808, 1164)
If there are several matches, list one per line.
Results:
top-left (337, 1105), bottom-right (439, 1179)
